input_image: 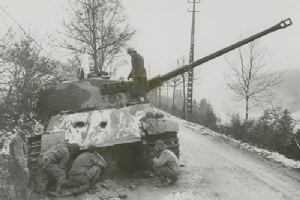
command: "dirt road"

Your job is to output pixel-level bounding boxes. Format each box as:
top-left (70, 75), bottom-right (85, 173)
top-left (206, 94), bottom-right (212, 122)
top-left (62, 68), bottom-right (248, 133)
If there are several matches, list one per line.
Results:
top-left (60, 119), bottom-right (300, 200)
top-left (126, 121), bottom-right (300, 200)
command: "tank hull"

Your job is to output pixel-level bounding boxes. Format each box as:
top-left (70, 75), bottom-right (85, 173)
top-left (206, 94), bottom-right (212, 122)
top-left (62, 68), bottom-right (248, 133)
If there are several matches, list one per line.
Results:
top-left (28, 103), bottom-right (180, 186)
top-left (45, 104), bottom-right (154, 149)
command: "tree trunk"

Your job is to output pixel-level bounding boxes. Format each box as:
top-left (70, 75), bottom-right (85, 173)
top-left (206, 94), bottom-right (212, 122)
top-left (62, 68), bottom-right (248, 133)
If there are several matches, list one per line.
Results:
top-left (91, 0), bottom-right (99, 74)
top-left (245, 96), bottom-right (249, 121)
top-left (99, 9), bottom-right (105, 72)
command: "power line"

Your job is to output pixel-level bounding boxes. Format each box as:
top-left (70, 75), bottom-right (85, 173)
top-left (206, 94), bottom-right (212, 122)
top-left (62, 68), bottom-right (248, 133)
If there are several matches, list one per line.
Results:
top-left (0, 5), bottom-right (50, 55)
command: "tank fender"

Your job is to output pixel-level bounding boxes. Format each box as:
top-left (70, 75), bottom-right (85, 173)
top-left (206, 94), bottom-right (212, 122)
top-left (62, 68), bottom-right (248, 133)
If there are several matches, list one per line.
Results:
top-left (140, 118), bottom-right (179, 135)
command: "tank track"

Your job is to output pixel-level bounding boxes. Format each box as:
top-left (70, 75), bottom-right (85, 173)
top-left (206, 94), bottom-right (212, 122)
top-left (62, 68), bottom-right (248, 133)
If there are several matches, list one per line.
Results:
top-left (142, 132), bottom-right (180, 169)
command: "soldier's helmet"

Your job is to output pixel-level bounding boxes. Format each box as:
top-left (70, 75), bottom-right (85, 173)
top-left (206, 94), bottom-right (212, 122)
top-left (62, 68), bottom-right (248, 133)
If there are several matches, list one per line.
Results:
top-left (87, 145), bottom-right (97, 153)
top-left (155, 140), bottom-right (167, 151)
top-left (155, 112), bottom-right (164, 119)
top-left (127, 47), bottom-right (137, 54)
top-left (145, 111), bottom-right (155, 119)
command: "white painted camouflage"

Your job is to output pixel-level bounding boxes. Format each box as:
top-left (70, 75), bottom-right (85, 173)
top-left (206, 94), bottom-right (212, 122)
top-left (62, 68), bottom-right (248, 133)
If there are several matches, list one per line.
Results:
top-left (45, 104), bottom-right (154, 149)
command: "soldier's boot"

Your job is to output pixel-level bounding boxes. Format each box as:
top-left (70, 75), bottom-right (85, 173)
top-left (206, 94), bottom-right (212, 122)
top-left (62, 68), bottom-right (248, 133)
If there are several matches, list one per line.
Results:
top-left (46, 191), bottom-right (60, 198)
top-left (55, 183), bottom-right (62, 195)
top-left (55, 175), bottom-right (69, 195)
top-left (155, 177), bottom-right (171, 188)
top-left (169, 176), bottom-right (178, 185)
top-left (61, 185), bottom-right (90, 197)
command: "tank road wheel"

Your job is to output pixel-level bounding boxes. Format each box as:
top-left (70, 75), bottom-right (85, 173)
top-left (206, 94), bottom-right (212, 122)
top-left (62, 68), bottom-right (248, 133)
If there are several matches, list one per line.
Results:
top-left (142, 132), bottom-right (180, 170)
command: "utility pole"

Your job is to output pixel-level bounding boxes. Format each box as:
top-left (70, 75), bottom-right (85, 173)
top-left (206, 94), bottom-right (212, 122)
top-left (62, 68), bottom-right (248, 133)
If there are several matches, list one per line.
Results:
top-left (179, 57), bottom-right (187, 119)
top-left (187, 0), bottom-right (200, 121)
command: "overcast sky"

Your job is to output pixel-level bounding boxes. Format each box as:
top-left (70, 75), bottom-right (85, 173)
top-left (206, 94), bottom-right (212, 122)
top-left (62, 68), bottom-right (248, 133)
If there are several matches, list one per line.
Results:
top-left (0, 0), bottom-right (299, 119)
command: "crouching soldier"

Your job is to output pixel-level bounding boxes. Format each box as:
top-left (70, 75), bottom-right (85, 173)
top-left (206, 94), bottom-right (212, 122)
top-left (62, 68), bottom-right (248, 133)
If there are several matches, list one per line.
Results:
top-left (68, 145), bottom-right (107, 188)
top-left (38, 143), bottom-right (80, 194)
top-left (153, 140), bottom-right (180, 187)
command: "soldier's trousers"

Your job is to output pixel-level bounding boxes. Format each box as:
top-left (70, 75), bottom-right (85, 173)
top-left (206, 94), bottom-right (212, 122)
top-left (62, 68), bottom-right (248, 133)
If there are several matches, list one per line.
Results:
top-left (38, 155), bottom-right (67, 189)
top-left (44, 163), bottom-right (67, 185)
top-left (8, 162), bottom-right (28, 200)
top-left (132, 76), bottom-right (148, 98)
top-left (68, 166), bottom-right (102, 187)
top-left (153, 165), bottom-right (179, 181)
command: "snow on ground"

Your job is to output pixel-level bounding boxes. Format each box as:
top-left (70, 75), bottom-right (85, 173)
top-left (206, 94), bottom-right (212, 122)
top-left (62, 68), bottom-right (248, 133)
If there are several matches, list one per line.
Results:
top-left (164, 112), bottom-right (300, 170)
top-left (163, 191), bottom-right (196, 200)
top-left (161, 115), bottom-right (300, 200)
top-left (53, 114), bottom-right (300, 199)
top-left (184, 121), bottom-right (300, 169)
top-left (125, 111), bottom-right (300, 200)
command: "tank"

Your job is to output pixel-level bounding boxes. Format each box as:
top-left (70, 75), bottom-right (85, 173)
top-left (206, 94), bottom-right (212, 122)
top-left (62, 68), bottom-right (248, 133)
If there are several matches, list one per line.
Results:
top-left (27, 19), bottom-right (292, 185)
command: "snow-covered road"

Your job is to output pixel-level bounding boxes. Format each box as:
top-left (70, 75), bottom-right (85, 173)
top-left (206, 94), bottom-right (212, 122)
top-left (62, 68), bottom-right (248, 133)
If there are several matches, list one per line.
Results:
top-left (58, 117), bottom-right (300, 200)
top-left (128, 120), bottom-right (300, 200)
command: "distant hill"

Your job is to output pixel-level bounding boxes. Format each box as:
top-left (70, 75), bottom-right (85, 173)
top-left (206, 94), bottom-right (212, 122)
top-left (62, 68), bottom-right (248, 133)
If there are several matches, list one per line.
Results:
top-left (292, 110), bottom-right (300, 130)
top-left (273, 69), bottom-right (300, 113)
top-left (292, 110), bottom-right (300, 119)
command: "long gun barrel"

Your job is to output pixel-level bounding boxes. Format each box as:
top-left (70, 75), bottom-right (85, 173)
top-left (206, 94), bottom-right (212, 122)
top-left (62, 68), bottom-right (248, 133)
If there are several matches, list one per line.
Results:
top-left (148, 18), bottom-right (292, 90)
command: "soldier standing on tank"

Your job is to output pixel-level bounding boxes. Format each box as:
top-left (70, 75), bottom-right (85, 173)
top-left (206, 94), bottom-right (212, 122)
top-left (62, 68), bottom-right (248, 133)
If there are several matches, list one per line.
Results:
top-left (8, 124), bottom-right (32, 200)
top-left (127, 47), bottom-right (149, 101)
top-left (37, 143), bottom-right (80, 195)
top-left (68, 145), bottom-right (107, 188)
top-left (153, 140), bottom-right (180, 187)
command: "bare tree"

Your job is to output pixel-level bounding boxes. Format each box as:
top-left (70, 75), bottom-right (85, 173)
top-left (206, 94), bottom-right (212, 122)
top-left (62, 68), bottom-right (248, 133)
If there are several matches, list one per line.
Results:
top-left (226, 41), bottom-right (280, 121)
top-left (60, 0), bottom-right (135, 74)
top-left (0, 31), bottom-right (74, 130)
top-left (169, 76), bottom-right (182, 111)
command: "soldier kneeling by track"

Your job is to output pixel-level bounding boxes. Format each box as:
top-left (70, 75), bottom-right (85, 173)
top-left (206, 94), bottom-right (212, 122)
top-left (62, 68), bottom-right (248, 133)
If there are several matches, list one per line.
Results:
top-left (153, 140), bottom-right (180, 187)
top-left (38, 143), bottom-right (80, 194)
top-left (68, 145), bottom-right (107, 188)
